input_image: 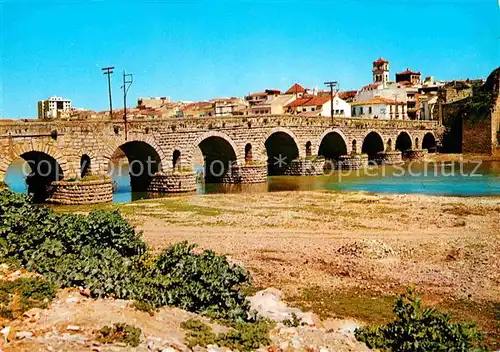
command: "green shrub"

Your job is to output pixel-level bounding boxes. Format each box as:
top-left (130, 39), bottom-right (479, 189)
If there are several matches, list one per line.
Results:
top-left (355, 286), bottom-right (486, 352)
top-left (0, 190), bottom-right (252, 321)
top-left (96, 323), bottom-right (141, 347)
top-left (283, 312), bottom-right (304, 327)
top-left (181, 318), bottom-right (274, 351)
top-left (0, 277), bottom-right (56, 319)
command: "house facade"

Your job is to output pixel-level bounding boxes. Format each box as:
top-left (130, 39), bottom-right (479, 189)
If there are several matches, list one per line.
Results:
top-left (351, 97), bottom-right (408, 119)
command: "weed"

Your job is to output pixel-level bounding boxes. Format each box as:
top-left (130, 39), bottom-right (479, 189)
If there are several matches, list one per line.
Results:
top-left (96, 323), bottom-right (142, 347)
top-left (181, 318), bottom-right (274, 351)
top-left (0, 277), bottom-right (56, 319)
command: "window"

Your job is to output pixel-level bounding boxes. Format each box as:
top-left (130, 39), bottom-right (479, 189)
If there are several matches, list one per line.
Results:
top-left (360, 107), bottom-right (363, 115)
top-left (368, 107), bottom-right (372, 114)
top-left (340, 109), bottom-right (344, 115)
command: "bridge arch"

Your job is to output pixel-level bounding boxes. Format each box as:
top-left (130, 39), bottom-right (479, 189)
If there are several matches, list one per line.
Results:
top-left (362, 131), bottom-right (385, 160)
top-left (264, 128), bottom-right (300, 175)
top-left (193, 131), bottom-right (239, 183)
top-left (395, 131), bottom-right (413, 152)
top-left (317, 128), bottom-right (349, 159)
top-left (103, 136), bottom-right (168, 173)
top-left (422, 132), bottom-right (437, 152)
top-left (104, 138), bottom-right (165, 193)
top-left (0, 142), bottom-right (68, 202)
top-left (0, 142), bottom-right (69, 182)
top-left (315, 128), bottom-right (350, 157)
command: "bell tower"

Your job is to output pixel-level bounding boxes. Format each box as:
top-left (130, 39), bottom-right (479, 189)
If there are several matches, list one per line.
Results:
top-left (373, 58), bottom-right (389, 85)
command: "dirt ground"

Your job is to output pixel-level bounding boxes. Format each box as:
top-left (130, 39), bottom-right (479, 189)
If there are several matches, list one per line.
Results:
top-left (113, 190), bottom-right (500, 346)
top-left (51, 189), bottom-right (500, 348)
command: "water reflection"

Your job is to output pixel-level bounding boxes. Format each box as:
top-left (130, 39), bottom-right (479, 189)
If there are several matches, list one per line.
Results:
top-left (4, 160), bottom-right (500, 203)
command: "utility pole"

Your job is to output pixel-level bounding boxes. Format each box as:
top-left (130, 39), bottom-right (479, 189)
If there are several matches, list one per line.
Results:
top-left (122, 71), bottom-right (133, 141)
top-left (102, 66), bottom-right (115, 119)
top-left (324, 81), bottom-right (338, 124)
top-left (393, 93), bottom-right (400, 120)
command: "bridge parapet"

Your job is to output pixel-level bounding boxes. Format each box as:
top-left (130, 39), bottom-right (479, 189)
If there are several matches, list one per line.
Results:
top-left (0, 115), bottom-right (439, 137)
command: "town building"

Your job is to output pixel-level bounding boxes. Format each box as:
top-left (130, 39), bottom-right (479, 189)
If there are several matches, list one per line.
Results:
top-left (351, 97), bottom-right (407, 120)
top-left (212, 97), bottom-right (248, 116)
top-left (245, 89), bottom-right (281, 106)
top-left (396, 69), bottom-right (422, 85)
top-left (285, 94), bottom-right (351, 117)
top-left (251, 94), bottom-right (296, 115)
top-left (285, 83), bottom-right (310, 98)
top-left (372, 58), bottom-right (390, 86)
top-left (418, 93), bottom-right (439, 121)
top-left (179, 101), bottom-right (214, 118)
top-left (137, 96), bottom-right (171, 109)
top-left (38, 96), bottom-right (72, 119)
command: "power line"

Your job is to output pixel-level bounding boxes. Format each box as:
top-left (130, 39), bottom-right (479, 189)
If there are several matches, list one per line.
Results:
top-left (122, 71), bottom-right (133, 141)
top-left (101, 66), bottom-right (115, 119)
top-left (324, 81), bottom-right (338, 124)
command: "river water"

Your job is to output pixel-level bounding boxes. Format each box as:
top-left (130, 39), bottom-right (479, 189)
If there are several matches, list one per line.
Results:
top-left (5, 160), bottom-right (500, 203)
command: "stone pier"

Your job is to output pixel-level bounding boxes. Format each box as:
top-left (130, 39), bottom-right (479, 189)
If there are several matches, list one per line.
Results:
top-left (402, 149), bottom-right (428, 161)
top-left (147, 172), bottom-right (197, 193)
top-left (48, 179), bottom-right (114, 205)
top-left (375, 151), bottom-right (403, 165)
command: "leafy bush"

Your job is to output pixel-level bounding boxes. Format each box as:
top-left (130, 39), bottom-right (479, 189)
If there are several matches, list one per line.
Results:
top-left (96, 323), bottom-right (141, 347)
top-left (0, 190), bottom-right (251, 321)
top-left (355, 286), bottom-right (486, 352)
top-left (138, 242), bottom-right (250, 320)
top-left (0, 277), bottom-right (56, 319)
top-left (181, 318), bottom-right (274, 351)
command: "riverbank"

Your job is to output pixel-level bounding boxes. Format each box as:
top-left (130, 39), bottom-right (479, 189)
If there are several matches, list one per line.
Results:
top-left (54, 190), bottom-right (500, 348)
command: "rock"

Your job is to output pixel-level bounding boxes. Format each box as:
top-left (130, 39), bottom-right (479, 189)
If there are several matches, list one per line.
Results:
top-left (16, 331), bottom-right (33, 339)
top-left (23, 307), bottom-right (43, 320)
top-left (338, 322), bottom-right (360, 335)
top-left (161, 348), bottom-right (178, 352)
top-left (66, 325), bottom-right (81, 331)
top-left (60, 333), bottom-right (88, 342)
top-left (79, 286), bottom-right (91, 297)
top-left (247, 288), bottom-right (317, 326)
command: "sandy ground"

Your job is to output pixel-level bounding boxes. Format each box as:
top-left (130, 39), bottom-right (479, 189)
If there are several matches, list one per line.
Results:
top-left (126, 191), bottom-right (499, 303)
top-left (48, 189), bottom-right (500, 348)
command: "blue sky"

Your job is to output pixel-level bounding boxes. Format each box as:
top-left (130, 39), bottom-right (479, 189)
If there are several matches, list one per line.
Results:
top-left (0, 0), bottom-right (498, 118)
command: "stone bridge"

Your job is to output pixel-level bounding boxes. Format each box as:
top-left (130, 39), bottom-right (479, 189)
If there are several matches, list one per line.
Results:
top-left (0, 115), bottom-right (442, 204)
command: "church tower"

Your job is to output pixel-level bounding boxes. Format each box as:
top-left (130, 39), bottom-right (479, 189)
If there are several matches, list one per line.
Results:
top-left (373, 58), bottom-right (389, 85)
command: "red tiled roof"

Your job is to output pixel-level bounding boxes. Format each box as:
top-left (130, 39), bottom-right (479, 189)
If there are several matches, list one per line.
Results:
top-left (397, 69), bottom-right (421, 75)
top-left (373, 58), bottom-right (389, 65)
top-left (285, 97), bottom-right (313, 108)
top-left (352, 96), bottom-right (405, 106)
top-left (304, 95), bottom-right (331, 106)
top-left (285, 95), bottom-right (330, 108)
top-left (362, 83), bottom-right (380, 90)
top-left (180, 101), bottom-right (212, 112)
top-left (286, 83), bottom-right (307, 94)
top-left (338, 90), bottom-right (357, 100)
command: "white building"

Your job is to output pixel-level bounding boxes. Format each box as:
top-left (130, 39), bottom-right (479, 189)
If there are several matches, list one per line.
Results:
top-left (38, 96), bottom-right (72, 119)
top-left (351, 97), bottom-right (407, 120)
top-left (251, 94), bottom-right (296, 115)
top-left (285, 94), bottom-right (351, 117)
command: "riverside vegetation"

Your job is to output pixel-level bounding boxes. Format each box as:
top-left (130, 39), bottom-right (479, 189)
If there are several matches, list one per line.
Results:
top-left (0, 189), bottom-right (490, 351)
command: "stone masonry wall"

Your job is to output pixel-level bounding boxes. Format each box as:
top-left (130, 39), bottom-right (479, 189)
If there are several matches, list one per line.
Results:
top-left (48, 179), bottom-right (113, 205)
top-left (148, 172), bottom-right (197, 193)
top-left (0, 116), bottom-right (442, 183)
top-left (462, 68), bottom-right (500, 155)
top-left (222, 164), bottom-right (268, 184)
